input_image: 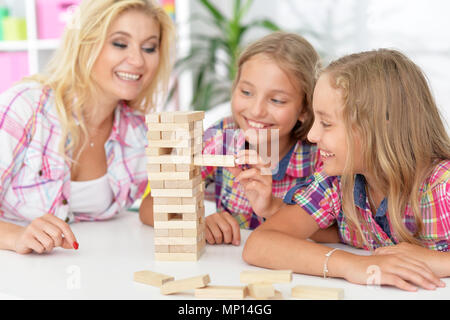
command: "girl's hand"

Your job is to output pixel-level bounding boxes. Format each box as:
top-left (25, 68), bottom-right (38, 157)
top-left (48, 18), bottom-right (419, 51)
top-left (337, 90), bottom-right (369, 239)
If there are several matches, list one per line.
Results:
top-left (343, 252), bottom-right (445, 292)
top-left (374, 242), bottom-right (450, 278)
top-left (205, 211), bottom-right (241, 246)
top-left (228, 150), bottom-right (277, 218)
top-left (14, 214), bottom-right (78, 254)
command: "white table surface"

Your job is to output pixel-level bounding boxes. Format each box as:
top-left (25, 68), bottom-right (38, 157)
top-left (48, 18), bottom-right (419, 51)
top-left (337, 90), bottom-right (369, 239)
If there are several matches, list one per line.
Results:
top-left (1, 202), bottom-right (449, 300)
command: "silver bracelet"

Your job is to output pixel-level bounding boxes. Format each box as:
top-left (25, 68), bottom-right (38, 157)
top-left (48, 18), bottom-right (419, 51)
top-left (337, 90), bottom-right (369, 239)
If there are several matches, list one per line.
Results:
top-left (323, 248), bottom-right (340, 279)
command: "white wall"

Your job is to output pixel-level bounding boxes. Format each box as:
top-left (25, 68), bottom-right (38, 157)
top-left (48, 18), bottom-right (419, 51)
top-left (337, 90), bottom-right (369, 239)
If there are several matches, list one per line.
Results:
top-left (183, 0), bottom-right (450, 130)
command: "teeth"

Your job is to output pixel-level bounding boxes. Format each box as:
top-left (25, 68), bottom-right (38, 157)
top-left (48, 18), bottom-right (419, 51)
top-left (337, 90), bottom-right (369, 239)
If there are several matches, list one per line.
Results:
top-left (248, 120), bottom-right (268, 129)
top-left (320, 150), bottom-right (335, 158)
top-left (116, 72), bottom-right (141, 81)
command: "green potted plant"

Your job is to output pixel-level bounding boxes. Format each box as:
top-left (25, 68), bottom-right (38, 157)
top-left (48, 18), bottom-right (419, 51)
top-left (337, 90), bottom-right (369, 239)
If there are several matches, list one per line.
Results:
top-left (170, 0), bottom-right (281, 111)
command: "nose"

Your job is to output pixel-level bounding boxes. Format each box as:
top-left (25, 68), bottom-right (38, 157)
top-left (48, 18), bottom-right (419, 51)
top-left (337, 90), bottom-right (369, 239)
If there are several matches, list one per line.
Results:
top-left (307, 119), bottom-right (321, 144)
top-left (127, 45), bottom-right (145, 67)
top-left (249, 97), bottom-right (266, 118)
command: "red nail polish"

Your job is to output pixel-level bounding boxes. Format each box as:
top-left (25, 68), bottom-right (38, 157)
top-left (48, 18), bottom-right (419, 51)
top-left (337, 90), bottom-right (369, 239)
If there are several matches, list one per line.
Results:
top-left (73, 242), bottom-right (79, 250)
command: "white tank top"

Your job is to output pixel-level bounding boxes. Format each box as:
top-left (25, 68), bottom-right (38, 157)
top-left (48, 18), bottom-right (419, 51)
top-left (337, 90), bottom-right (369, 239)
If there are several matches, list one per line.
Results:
top-left (70, 174), bottom-right (114, 215)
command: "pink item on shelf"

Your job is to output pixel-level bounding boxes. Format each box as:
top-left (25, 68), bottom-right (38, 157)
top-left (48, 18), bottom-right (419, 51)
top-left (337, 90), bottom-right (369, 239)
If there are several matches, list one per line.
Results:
top-left (36, 0), bottom-right (81, 39)
top-left (0, 52), bottom-right (29, 94)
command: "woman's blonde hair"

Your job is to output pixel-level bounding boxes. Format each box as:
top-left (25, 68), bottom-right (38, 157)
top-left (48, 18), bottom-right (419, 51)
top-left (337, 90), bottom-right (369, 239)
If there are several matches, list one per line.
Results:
top-left (233, 31), bottom-right (321, 142)
top-left (322, 49), bottom-right (450, 248)
top-left (26, 0), bottom-right (175, 158)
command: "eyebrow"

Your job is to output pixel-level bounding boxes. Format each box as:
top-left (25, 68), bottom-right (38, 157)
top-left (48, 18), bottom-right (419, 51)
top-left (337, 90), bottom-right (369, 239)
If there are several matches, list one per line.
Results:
top-left (315, 110), bottom-right (333, 119)
top-left (239, 80), bottom-right (292, 96)
top-left (110, 31), bottom-right (159, 41)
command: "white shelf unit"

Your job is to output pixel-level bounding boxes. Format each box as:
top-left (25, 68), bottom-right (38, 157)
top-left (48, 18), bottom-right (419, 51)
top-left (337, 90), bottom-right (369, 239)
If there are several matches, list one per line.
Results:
top-left (0, 0), bottom-right (60, 74)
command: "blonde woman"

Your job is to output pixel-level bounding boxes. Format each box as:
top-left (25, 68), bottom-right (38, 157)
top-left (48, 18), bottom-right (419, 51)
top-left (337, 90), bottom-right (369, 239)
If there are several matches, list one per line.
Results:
top-left (243, 49), bottom-right (450, 292)
top-left (0, 0), bottom-right (174, 254)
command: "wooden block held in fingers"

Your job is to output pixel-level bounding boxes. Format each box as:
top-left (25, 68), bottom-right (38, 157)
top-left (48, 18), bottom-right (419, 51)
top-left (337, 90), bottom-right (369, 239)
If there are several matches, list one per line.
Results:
top-left (291, 285), bottom-right (344, 300)
top-left (160, 274), bottom-right (210, 295)
top-left (195, 286), bottom-right (248, 299)
top-left (133, 270), bottom-right (174, 287)
top-left (240, 270), bottom-right (293, 284)
top-left (247, 283), bottom-right (275, 299)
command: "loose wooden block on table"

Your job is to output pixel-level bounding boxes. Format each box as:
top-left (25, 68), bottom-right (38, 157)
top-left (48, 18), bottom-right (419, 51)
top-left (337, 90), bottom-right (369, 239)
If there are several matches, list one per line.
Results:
top-left (160, 274), bottom-right (210, 295)
top-left (133, 270), bottom-right (174, 287)
top-left (240, 270), bottom-right (293, 284)
top-left (195, 285), bottom-right (248, 299)
top-left (291, 285), bottom-right (344, 300)
top-left (247, 283), bottom-right (275, 299)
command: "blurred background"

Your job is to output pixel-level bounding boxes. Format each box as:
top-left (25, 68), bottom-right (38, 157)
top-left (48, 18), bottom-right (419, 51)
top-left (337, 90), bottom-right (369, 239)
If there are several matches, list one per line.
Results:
top-left (0, 0), bottom-right (448, 130)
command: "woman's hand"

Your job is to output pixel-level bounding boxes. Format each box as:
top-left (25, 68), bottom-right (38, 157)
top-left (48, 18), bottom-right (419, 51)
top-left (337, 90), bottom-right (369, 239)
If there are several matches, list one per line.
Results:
top-left (374, 242), bottom-right (450, 278)
top-left (205, 211), bottom-right (241, 246)
top-left (342, 251), bottom-right (446, 291)
top-left (14, 214), bottom-right (78, 254)
top-left (228, 150), bottom-right (280, 218)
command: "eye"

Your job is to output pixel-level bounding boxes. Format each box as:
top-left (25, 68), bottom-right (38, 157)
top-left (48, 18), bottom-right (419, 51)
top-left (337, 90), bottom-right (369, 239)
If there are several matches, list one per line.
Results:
top-left (320, 121), bottom-right (331, 128)
top-left (143, 45), bottom-right (158, 54)
top-left (271, 98), bottom-right (286, 105)
top-left (112, 41), bottom-right (127, 49)
top-left (241, 89), bottom-right (251, 97)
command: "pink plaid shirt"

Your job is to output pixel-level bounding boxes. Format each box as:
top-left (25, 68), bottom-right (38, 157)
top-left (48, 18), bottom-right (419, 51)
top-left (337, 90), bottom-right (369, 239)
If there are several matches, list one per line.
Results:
top-left (286, 160), bottom-right (450, 251)
top-left (202, 117), bottom-right (321, 229)
top-left (0, 82), bottom-right (148, 224)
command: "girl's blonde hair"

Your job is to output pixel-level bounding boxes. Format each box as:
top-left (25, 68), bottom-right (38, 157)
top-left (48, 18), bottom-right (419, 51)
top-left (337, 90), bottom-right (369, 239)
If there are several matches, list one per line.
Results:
top-left (322, 49), bottom-right (450, 247)
top-left (233, 31), bottom-right (321, 141)
top-left (27, 0), bottom-right (175, 158)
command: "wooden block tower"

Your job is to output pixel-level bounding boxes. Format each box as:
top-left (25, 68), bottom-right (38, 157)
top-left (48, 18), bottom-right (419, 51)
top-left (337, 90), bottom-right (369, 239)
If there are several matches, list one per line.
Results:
top-left (146, 111), bottom-right (235, 261)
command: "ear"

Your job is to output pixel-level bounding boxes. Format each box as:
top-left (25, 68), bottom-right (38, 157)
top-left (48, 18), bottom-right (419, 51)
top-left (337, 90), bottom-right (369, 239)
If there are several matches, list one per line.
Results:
top-left (297, 111), bottom-right (306, 124)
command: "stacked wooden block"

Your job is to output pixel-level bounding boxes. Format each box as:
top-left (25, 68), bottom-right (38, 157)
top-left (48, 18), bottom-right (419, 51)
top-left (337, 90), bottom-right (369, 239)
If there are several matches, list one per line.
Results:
top-left (146, 111), bottom-right (206, 261)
